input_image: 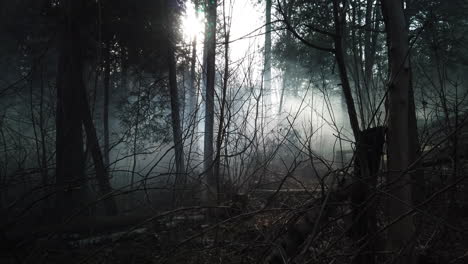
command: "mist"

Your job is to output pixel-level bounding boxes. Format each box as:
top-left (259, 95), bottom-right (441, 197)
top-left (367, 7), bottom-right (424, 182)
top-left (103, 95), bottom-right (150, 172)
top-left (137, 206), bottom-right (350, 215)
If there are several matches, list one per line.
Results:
top-left (1, 0), bottom-right (468, 263)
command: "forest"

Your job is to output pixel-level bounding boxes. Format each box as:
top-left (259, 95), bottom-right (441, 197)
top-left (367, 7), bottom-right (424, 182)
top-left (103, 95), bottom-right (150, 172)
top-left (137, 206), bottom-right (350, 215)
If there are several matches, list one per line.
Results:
top-left (1, 0), bottom-right (468, 263)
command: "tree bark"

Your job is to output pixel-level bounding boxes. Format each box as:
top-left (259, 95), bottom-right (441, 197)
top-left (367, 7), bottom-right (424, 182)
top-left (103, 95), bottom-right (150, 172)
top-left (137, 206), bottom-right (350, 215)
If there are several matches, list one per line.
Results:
top-left (351, 127), bottom-right (385, 264)
top-left (166, 0), bottom-right (186, 206)
top-left (213, 2), bottom-right (230, 202)
top-left (55, 0), bottom-right (117, 218)
top-left (186, 15), bottom-right (199, 173)
top-left (278, 0), bottom-right (294, 115)
top-left (103, 40), bottom-right (111, 168)
top-left (331, 1), bottom-right (376, 263)
top-left (203, 0), bottom-right (217, 205)
top-left (55, 0), bottom-right (87, 220)
top-left (380, 0), bottom-right (416, 262)
top-left (82, 87), bottom-right (118, 216)
top-left (264, 0), bottom-right (272, 107)
top-left (188, 4), bottom-right (199, 121)
top-left (332, 0), bottom-right (361, 140)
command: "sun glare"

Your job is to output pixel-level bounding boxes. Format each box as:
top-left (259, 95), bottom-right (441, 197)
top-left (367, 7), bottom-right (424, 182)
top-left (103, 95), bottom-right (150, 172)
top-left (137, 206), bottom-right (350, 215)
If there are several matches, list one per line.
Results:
top-left (181, 3), bottom-right (204, 41)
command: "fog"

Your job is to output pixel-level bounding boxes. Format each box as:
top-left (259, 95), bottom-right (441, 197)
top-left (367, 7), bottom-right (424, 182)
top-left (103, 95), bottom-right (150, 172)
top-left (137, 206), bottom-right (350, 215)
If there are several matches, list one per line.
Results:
top-left (2, 0), bottom-right (467, 263)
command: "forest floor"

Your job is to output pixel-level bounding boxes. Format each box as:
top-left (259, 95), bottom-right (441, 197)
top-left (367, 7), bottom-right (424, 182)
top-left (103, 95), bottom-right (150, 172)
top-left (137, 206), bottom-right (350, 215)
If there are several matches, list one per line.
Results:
top-left (2, 191), bottom-right (468, 264)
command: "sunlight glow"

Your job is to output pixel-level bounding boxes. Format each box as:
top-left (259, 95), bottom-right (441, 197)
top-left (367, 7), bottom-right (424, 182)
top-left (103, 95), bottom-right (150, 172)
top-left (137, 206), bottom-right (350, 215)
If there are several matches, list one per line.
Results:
top-left (181, 3), bottom-right (204, 41)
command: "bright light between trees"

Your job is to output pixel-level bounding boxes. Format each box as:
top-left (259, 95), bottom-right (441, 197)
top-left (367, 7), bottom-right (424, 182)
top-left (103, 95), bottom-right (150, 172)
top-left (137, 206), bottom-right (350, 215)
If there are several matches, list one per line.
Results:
top-left (181, 2), bottom-right (204, 41)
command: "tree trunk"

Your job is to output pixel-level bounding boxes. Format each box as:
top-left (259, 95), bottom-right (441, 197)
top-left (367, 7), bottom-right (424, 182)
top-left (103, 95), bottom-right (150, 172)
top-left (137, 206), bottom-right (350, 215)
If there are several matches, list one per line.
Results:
top-left (188, 40), bottom-right (198, 121)
top-left (188, 3), bottom-right (199, 121)
top-left (278, 0), bottom-right (293, 115)
top-left (186, 15), bottom-right (199, 173)
top-left (103, 40), bottom-right (111, 168)
top-left (203, 0), bottom-right (217, 205)
top-left (380, 0), bottom-right (416, 262)
top-left (332, 1), bottom-right (361, 140)
top-left (362, 0), bottom-right (376, 124)
top-left (166, 0), bottom-right (186, 206)
top-left (264, 0), bottom-right (272, 108)
top-left (56, 0), bottom-right (117, 218)
top-left (351, 127), bottom-right (385, 264)
top-left (331, 1), bottom-right (376, 263)
top-left (39, 67), bottom-right (49, 208)
top-left (213, 3), bottom-right (230, 201)
top-left (55, 0), bottom-right (88, 220)
top-left (81, 86), bottom-right (118, 216)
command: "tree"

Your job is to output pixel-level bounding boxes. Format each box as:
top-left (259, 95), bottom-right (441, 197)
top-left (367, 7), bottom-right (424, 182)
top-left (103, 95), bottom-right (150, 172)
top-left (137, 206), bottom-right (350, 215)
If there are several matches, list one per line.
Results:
top-left (165, 0), bottom-right (186, 206)
top-left (102, 39), bottom-right (111, 168)
top-left (187, 2), bottom-right (201, 171)
top-left (276, 1), bottom-right (382, 262)
top-left (82, 86), bottom-right (118, 216)
top-left (55, 0), bottom-right (118, 218)
top-left (277, 0), bottom-right (294, 114)
top-left (55, 0), bottom-right (88, 220)
top-left (264, 0), bottom-right (272, 109)
top-left (203, 0), bottom-right (218, 205)
top-left (381, 0), bottom-right (417, 262)
top-left (213, 0), bottom-right (231, 202)
top-left (330, 2), bottom-right (378, 263)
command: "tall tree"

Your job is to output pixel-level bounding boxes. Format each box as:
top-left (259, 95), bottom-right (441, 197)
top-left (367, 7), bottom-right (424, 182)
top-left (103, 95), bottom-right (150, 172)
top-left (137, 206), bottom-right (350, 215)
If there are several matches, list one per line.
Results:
top-left (82, 86), bottom-right (118, 216)
top-left (277, 0), bottom-right (295, 114)
top-left (381, 0), bottom-right (417, 262)
top-left (55, 0), bottom-right (118, 218)
top-left (188, 2), bottom-right (200, 123)
top-left (55, 0), bottom-right (88, 220)
top-left (102, 39), bottom-right (111, 168)
top-left (165, 0), bottom-right (186, 206)
top-left (203, 0), bottom-right (217, 204)
top-left (186, 2), bottom-right (200, 174)
top-left (331, 2), bottom-right (377, 262)
top-left (213, 0), bottom-right (230, 200)
top-left (264, 0), bottom-right (272, 108)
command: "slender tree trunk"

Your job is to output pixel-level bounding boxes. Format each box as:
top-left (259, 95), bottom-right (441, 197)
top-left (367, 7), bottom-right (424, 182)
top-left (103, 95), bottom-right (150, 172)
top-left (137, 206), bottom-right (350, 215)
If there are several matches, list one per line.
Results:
top-left (166, 0), bottom-right (186, 206)
top-left (30, 67), bottom-right (50, 215)
top-left (381, 0), bottom-right (416, 262)
top-left (203, 0), bottom-right (217, 205)
top-left (361, 0), bottom-right (378, 126)
top-left (278, 0), bottom-right (294, 115)
top-left (121, 49), bottom-right (129, 94)
top-left (408, 59), bottom-right (423, 205)
top-left (213, 3), bottom-right (230, 201)
top-left (350, 1), bottom-right (366, 128)
top-left (278, 69), bottom-right (287, 115)
top-left (186, 15), bottom-right (199, 172)
top-left (331, 1), bottom-right (376, 263)
top-left (56, 0), bottom-right (117, 218)
top-left (55, 0), bottom-right (87, 220)
top-left (332, 1), bottom-right (361, 140)
top-left (81, 86), bottom-right (118, 216)
top-left (264, 0), bottom-right (272, 108)
top-left (188, 17), bottom-right (198, 124)
top-left (364, 0), bottom-right (376, 88)
top-left (39, 67), bottom-right (49, 208)
top-left (103, 40), bottom-right (111, 168)
top-left (130, 89), bottom-right (140, 206)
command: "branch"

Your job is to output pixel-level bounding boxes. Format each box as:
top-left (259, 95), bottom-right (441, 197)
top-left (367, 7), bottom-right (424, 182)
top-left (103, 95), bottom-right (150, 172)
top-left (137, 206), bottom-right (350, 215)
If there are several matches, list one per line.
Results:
top-left (276, 0), bottom-right (335, 53)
